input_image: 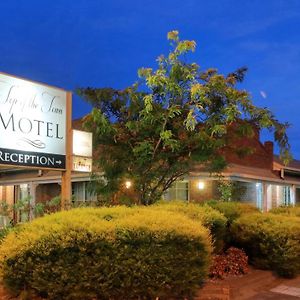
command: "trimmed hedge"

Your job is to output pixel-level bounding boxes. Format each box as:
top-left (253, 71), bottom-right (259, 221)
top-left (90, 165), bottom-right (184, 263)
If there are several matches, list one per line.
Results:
top-left (205, 200), bottom-right (259, 224)
top-left (0, 207), bottom-right (212, 300)
top-left (270, 205), bottom-right (300, 217)
top-left (0, 226), bottom-right (12, 243)
top-left (153, 201), bottom-right (227, 252)
top-left (203, 201), bottom-right (259, 247)
top-left (231, 213), bottom-right (300, 278)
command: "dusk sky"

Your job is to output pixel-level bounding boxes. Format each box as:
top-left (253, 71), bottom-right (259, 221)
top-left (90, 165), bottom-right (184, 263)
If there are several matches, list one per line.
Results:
top-left (0, 0), bottom-right (299, 156)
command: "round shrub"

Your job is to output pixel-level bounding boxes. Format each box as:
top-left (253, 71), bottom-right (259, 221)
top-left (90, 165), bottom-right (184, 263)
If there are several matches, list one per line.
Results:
top-left (153, 201), bottom-right (227, 252)
top-left (0, 207), bottom-right (212, 300)
top-left (231, 213), bottom-right (300, 278)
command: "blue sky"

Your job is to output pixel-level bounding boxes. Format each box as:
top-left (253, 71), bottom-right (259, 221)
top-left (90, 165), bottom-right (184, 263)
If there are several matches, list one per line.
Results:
top-left (0, 0), bottom-right (299, 156)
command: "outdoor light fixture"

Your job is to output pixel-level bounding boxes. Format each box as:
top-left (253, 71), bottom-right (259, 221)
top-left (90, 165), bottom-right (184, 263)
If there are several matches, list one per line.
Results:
top-left (125, 181), bottom-right (132, 189)
top-left (198, 181), bottom-right (205, 190)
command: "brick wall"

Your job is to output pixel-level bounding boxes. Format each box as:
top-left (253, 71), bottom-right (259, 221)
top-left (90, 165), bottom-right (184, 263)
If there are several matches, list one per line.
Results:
top-left (189, 180), bottom-right (217, 203)
top-left (36, 183), bottom-right (61, 204)
top-left (221, 123), bottom-right (273, 170)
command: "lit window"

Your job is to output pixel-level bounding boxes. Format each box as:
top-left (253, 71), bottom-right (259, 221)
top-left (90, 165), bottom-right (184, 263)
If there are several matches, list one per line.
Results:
top-left (283, 186), bottom-right (291, 206)
top-left (72, 182), bottom-right (96, 205)
top-left (165, 181), bottom-right (189, 201)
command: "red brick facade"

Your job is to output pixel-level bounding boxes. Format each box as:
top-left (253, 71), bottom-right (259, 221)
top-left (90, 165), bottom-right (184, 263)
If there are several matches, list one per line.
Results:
top-left (221, 125), bottom-right (273, 170)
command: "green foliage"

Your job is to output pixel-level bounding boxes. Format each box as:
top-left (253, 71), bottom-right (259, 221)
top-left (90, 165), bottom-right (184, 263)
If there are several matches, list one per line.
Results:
top-left (0, 226), bottom-right (12, 244)
top-left (77, 30), bottom-right (291, 205)
top-left (269, 205), bottom-right (300, 217)
top-left (204, 200), bottom-right (259, 248)
top-left (0, 201), bottom-right (10, 217)
top-left (6, 196), bottom-right (61, 223)
top-left (231, 213), bottom-right (300, 278)
top-left (216, 180), bottom-right (247, 202)
top-left (47, 196), bottom-right (61, 208)
top-left (12, 196), bottom-right (33, 223)
top-left (217, 181), bottom-right (234, 201)
top-left (0, 207), bottom-right (212, 300)
top-left (0, 201), bottom-right (12, 228)
top-left (205, 200), bottom-right (259, 225)
top-left (33, 203), bottom-right (45, 217)
top-left (153, 200), bottom-right (227, 252)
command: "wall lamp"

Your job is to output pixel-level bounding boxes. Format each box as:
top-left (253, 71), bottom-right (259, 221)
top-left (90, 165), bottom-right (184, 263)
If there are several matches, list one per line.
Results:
top-left (198, 181), bottom-right (205, 190)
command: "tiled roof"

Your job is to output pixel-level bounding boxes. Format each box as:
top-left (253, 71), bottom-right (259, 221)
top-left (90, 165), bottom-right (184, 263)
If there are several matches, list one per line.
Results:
top-left (273, 155), bottom-right (300, 171)
top-left (191, 163), bottom-right (281, 181)
top-left (72, 118), bottom-right (85, 130)
top-left (190, 163), bottom-right (300, 185)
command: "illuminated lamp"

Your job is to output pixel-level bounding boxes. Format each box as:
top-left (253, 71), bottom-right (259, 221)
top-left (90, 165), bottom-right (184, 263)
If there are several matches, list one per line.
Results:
top-left (125, 181), bottom-right (132, 189)
top-left (198, 181), bottom-right (205, 190)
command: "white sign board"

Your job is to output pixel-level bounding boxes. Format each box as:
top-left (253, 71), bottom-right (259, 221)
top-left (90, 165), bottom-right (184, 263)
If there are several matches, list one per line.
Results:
top-left (72, 130), bottom-right (93, 157)
top-left (73, 156), bottom-right (92, 172)
top-left (0, 72), bottom-right (67, 169)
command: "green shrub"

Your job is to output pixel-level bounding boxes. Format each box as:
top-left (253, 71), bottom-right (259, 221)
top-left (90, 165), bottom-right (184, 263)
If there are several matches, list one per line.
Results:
top-left (0, 207), bottom-right (212, 300)
top-left (153, 201), bottom-right (227, 252)
top-left (205, 200), bottom-right (259, 224)
top-left (0, 226), bottom-right (12, 243)
top-left (270, 205), bottom-right (300, 217)
top-left (231, 213), bottom-right (300, 278)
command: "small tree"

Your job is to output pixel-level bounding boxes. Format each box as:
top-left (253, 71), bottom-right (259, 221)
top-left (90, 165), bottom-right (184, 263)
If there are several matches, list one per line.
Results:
top-left (77, 31), bottom-right (290, 205)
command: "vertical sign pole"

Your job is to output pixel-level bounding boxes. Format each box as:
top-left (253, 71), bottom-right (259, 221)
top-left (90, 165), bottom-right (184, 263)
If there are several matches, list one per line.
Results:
top-left (61, 92), bottom-right (73, 210)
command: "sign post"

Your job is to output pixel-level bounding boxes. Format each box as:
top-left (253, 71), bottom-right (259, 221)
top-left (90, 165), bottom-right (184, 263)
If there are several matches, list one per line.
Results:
top-left (61, 92), bottom-right (72, 210)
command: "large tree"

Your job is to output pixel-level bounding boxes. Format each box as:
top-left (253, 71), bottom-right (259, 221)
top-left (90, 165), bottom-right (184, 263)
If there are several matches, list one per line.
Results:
top-left (77, 31), bottom-right (290, 205)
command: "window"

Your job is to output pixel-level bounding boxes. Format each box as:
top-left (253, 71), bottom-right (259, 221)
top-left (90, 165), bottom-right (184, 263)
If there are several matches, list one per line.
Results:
top-left (72, 182), bottom-right (96, 205)
top-left (0, 186), bottom-right (14, 227)
top-left (271, 185), bottom-right (293, 208)
top-left (19, 184), bottom-right (30, 200)
top-left (164, 181), bottom-right (189, 201)
top-left (283, 186), bottom-right (291, 205)
top-left (296, 188), bottom-right (300, 205)
top-left (17, 184), bottom-right (30, 223)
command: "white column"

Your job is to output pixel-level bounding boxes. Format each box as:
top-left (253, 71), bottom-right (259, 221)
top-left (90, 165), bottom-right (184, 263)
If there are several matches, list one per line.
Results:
top-left (262, 182), bottom-right (268, 212)
top-left (266, 184), bottom-right (272, 211)
top-left (276, 185), bottom-right (281, 207)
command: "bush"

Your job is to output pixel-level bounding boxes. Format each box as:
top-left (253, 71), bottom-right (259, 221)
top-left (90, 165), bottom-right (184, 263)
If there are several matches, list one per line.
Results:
top-left (231, 213), bottom-right (300, 278)
top-left (0, 226), bottom-right (12, 243)
top-left (209, 247), bottom-right (248, 279)
top-left (0, 207), bottom-right (212, 300)
top-left (205, 200), bottom-right (259, 224)
top-left (203, 201), bottom-right (259, 247)
top-left (270, 205), bottom-right (300, 217)
top-left (153, 201), bottom-right (227, 252)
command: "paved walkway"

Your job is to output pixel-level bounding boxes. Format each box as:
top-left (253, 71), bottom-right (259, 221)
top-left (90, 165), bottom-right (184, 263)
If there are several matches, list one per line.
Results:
top-left (197, 268), bottom-right (300, 300)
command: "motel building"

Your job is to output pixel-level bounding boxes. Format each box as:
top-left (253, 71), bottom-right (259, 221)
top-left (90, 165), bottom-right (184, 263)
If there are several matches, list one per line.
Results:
top-left (0, 72), bottom-right (300, 225)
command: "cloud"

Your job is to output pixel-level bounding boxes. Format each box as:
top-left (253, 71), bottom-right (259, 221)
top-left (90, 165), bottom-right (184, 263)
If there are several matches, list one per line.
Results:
top-left (260, 91), bottom-right (267, 99)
